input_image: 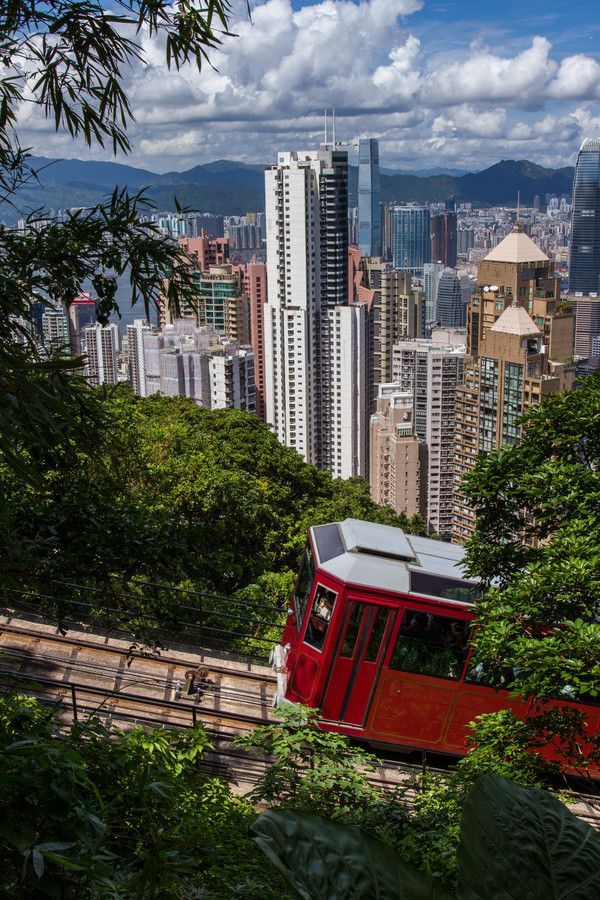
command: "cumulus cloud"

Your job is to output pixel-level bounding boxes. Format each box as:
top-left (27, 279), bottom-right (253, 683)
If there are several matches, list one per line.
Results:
top-left (13, 0), bottom-right (600, 171)
top-left (420, 36), bottom-right (556, 106)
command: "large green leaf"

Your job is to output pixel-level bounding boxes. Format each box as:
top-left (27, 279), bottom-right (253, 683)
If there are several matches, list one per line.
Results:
top-left (458, 774), bottom-right (600, 899)
top-left (251, 809), bottom-right (454, 899)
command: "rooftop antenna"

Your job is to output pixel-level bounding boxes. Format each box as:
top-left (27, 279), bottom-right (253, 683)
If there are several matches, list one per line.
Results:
top-left (516, 191), bottom-right (521, 230)
top-left (332, 107), bottom-right (336, 146)
top-left (324, 108), bottom-right (328, 145)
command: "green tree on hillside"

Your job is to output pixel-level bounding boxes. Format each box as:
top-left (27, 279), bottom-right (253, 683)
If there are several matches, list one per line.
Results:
top-left (2, 387), bottom-right (425, 591)
top-left (463, 371), bottom-right (600, 775)
top-left (0, 0), bottom-right (232, 497)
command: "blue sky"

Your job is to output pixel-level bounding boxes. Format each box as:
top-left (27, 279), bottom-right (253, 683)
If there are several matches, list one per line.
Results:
top-left (21, 0), bottom-right (600, 172)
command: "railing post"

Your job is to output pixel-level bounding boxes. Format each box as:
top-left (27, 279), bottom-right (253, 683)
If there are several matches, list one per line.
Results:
top-left (71, 684), bottom-right (78, 722)
top-left (192, 706), bottom-right (197, 727)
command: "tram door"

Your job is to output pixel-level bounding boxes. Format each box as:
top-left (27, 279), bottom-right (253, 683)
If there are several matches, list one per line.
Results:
top-left (320, 601), bottom-right (394, 726)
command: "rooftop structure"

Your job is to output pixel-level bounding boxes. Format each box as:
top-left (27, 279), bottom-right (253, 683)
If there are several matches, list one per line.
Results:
top-left (311, 518), bottom-right (478, 601)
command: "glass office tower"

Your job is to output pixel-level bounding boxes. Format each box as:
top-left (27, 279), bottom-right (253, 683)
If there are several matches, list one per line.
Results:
top-left (392, 207), bottom-right (431, 273)
top-left (358, 139), bottom-right (381, 257)
top-left (570, 138), bottom-right (600, 294)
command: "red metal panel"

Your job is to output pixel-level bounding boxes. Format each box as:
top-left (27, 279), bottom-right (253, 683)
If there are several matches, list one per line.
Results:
top-left (366, 670), bottom-right (457, 745)
top-left (288, 652), bottom-right (319, 703)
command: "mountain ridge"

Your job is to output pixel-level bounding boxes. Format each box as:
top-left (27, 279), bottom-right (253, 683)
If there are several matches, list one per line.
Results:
top-left (0, 156), bottom-right (574, 223)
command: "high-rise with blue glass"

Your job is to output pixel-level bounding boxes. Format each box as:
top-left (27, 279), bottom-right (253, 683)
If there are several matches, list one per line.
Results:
top-left (392, 206), bottom-right (431, 273)
top-left (358, 139), bottom-right (381, 257)
top-left (570, 138), bottom-right (600, 294)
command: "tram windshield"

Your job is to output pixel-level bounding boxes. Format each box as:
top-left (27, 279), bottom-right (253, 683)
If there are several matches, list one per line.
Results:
top-left (389, 609), bottom-right (470, 680)
top-left (293, 545), bottom-right (315, 628)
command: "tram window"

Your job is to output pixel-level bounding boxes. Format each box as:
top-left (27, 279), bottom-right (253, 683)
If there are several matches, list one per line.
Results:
top-left (304, 586), bottom-right (336, 652)
top-left (410, 571), bottom-right (482, 604)
top-left (389, 610), bottom-right (469, 680)
top-left (340, 604), bottom-right (363, 658)
top-left (364, 608), bottom-right (389, 663)
top-left (293, 546), bottom-right (315, 629)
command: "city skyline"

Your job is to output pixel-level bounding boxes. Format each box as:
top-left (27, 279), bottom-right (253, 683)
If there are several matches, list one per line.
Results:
top-left (15, 0), bottom-right (600, 173)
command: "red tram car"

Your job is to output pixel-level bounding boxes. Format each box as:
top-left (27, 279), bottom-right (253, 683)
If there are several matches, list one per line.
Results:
top-left (276, 519), bottom-right (600, 777)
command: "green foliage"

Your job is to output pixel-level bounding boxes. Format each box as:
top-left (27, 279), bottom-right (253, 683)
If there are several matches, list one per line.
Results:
top-left (0, 694), bottom-right (291, 898)
top-left (252, 808), bottom-right (453, 900)
top-left (0, 0), bottom-right (233, 498)
top-left (251, 775), bottom-right (600, 900)
top-left (455, 710), bottom-right (559, 788)
top-left (235, 705), bottom-right (379, 819)
top-left (2, 389), bottom-right (425, 653)
top-left (461, 371), bottom-right (600, 773)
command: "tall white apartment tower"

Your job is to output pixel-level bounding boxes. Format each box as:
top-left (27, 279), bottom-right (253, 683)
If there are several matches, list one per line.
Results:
top-left (264, 151), bottom-right (322, 464)
top-left (265, 147), bottom-right (365, 476)
top-left (83, 323), bottom-right (119, 386)
top-left (393, 328), bottom-right (465, 539)
top-left (127, 318), bottom-right (152, 396)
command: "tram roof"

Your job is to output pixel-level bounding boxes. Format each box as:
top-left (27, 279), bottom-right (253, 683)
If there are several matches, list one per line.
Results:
top-left (310, 519), bottom-right (480, 603)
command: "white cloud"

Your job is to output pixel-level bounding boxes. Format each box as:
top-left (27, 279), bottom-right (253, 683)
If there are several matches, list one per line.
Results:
top-left (420, 36), bottom-right (556, 106)
top-left (13, 0), bottom-right (600, 172)
top-left (547, 55), bottom-right (600, 100)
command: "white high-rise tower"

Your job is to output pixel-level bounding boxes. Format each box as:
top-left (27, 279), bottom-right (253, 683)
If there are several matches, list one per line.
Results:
top-left (264, 147), bottom-right (367, 476)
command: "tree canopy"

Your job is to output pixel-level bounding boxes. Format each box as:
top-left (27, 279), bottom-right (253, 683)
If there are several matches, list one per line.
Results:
top-left (462, 371), bottom-right (600, 774)
top-left (1, 385), bottom-right (425, 602)
top-left (0, 0), bottom-right (232, 496)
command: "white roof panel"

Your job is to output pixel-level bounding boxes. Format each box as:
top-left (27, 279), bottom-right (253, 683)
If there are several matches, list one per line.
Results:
top-left (339, 518), bottom-right (416, 561)
top-left (311, 519), bottom-right (480, 603)
top-left (319, 553), bottom-right (411, 595)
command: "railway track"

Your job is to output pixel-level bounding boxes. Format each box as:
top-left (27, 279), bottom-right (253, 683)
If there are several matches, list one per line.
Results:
top-left (1, 610), bottom-right (598, 826)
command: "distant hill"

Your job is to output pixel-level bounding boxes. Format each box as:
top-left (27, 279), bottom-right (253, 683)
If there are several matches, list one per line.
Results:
top-left (0, 156), bottom-right (574, 223)
top-left (381, 166), bottom-right (470, 177)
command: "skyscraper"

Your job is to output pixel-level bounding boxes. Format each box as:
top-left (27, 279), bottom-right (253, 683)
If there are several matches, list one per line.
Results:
top-left (264, 147), bottom-right (367, 477)
top-left (369, 385), bottom-right (426, 519)
top-left (430, 211), bottom-right (457, 268)
top-left (392, 207), bottom-right (431, 273)
top-left (436, 268), bottom-right (465, 328)
top-left (358, 139), bottom-right (381, 257)
top-left (83, 323), bottom-right (119, 386)
top-left (68, 292), bottom-right (96, 355)
top-left (393, 329), bottom-right (465, 540)
top-left (423, 261), bottom-right (444, 325)
top-left (127, 318), bottom-right (152, 396)
top-left (42, 305), bottom-right (70, 356)
top-left (569, 137), bottom-right (600, 294)
top-left (453, 228), bottom-right (575, 542)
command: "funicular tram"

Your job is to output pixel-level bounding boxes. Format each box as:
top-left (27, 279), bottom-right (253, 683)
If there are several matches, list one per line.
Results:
top-left (276, 519), bottom-right (600, 776)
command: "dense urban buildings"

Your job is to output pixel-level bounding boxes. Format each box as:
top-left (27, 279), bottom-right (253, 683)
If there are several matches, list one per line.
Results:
top-left (369, 385), bottom-right (425, 519)
top-left (569, 138), bottom-right (600, 294)
top-left (393, 328), bottom-right (465, 539)
top-left (358, 139), bottom-right (381, 258)
top-left (453, 227), bottom-right (575, 542)
top-left (352, 254), bottom-right (423, 414)
top-left (391, 207), bottom-right (431, 273)
top-left (132, 320), bottom-right (255, 413)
